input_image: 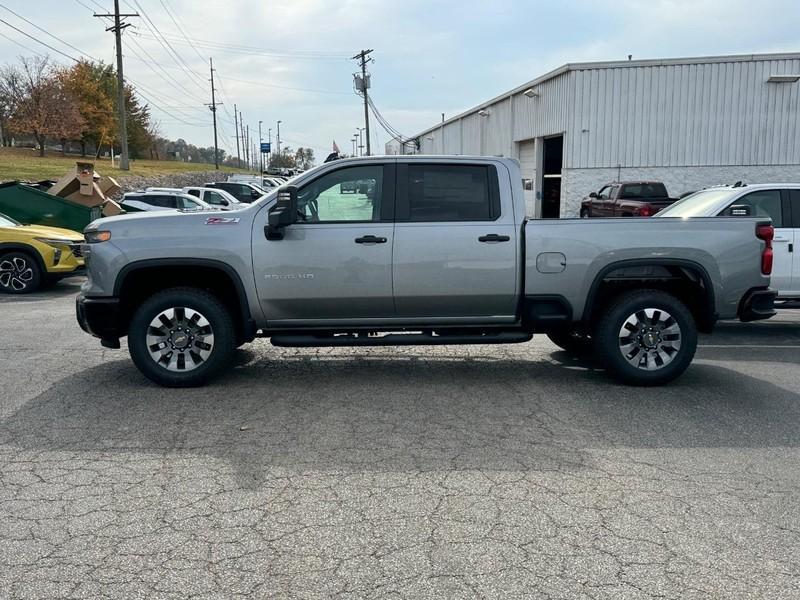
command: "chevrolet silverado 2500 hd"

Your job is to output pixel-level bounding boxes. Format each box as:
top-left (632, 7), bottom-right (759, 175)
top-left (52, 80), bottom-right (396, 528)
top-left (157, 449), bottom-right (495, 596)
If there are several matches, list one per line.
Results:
top-left (76, 156), bottom-right (776, 387)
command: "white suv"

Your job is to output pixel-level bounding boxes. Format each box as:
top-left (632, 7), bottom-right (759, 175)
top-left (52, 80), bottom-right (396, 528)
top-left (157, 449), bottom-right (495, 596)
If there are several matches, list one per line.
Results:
top-left (182, 187), bottom-right (242, 210)
top-left (121, 191), bottom-right (214, 213)
top-left (657, 183), bottom-right (800, 301)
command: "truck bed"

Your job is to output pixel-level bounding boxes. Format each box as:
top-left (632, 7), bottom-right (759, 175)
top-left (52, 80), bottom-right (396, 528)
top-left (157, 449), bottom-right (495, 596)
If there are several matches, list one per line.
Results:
top-left (523, 216), bottom-right (770, 321)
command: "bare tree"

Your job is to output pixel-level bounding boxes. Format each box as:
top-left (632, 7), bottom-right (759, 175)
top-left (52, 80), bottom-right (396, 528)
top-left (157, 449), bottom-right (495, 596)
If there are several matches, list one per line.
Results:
top-left (0, 56), bottom-right (85, 156)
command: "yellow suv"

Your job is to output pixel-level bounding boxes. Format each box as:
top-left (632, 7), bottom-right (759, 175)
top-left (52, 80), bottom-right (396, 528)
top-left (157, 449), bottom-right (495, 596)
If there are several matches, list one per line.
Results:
top-left (0, 212), bottom-right (85, 294)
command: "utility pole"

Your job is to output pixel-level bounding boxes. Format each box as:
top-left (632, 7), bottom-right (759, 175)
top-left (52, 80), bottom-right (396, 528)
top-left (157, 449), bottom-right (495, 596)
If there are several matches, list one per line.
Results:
top-left (233, 103), bottom-right (241, 168)
top-left (352, 49), bottom-right (373, 156)
top-left (245, 125), bottom-right (250, 170)
top-left (205, 58), bottom-right (222, 169)
top-left (276, 120), bottom-right (282, 158)
top-left (239, 111), bottom-right (246, 167)
top-left (95, 1), bottom-right (138, 170)
top-left (267, 128), bottom-right (271, 169)
top-left (258, 120), bottom-right (263, 175)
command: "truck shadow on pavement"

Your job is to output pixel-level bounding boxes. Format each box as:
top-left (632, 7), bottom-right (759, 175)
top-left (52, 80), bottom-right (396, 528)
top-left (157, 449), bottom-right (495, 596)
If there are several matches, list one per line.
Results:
top-left (2, 348), bottom-right (800, 487)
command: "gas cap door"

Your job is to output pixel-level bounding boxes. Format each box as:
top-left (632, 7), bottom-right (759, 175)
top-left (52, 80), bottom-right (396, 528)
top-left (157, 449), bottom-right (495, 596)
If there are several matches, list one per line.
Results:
top-left (536, 252), bottom-right (566, 274)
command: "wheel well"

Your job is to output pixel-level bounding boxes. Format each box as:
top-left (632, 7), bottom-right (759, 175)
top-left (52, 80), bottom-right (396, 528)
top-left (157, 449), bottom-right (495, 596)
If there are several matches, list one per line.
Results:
top-left (584, 263), bottom-right (715, 333)
top-left (0, 244), bottom-right (45, 273)
top-left (116, 264), bottom-right (253, 343)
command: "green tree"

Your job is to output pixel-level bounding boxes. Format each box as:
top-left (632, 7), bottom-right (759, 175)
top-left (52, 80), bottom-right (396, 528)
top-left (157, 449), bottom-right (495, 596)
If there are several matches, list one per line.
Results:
top-left (0, 56), bottom-right (85, 156)
top-left (60, 60), bottom-right (115, 156)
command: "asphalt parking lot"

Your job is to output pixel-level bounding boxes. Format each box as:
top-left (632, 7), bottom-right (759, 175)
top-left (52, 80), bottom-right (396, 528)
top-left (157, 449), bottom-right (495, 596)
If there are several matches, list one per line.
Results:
top-left (2, 279), bottom-right (800, 599)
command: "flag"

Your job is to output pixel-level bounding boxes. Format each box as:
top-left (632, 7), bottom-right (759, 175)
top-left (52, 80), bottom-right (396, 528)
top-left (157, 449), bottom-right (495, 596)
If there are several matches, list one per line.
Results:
top-left (332, 140), bottom-right (341, 153)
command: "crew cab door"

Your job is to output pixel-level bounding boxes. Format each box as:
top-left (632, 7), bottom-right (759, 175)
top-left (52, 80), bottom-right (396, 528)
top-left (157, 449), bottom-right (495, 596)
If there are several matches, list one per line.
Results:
top-left (252, 163), bottom-right (395, 324)
top-left (392, 162), bottom-right (518, 321)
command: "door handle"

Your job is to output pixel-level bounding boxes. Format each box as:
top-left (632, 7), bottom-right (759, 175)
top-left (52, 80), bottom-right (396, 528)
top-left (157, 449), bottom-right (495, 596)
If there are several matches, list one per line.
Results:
top-left (478, 234), bottom-right (511, 243)
top-left (355, 235), bottom-right (387, 244)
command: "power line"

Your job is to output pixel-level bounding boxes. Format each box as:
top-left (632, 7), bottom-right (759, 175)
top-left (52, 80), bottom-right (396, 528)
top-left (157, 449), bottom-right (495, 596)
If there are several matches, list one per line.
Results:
top-left (125, 0), bottom-right (207, 94)
top-left (131, 31), bottom-right (347, 59)
top-left (217, 74), bottom-right (350, 96)
top-left (159, 0), bottom-right (206, 63)
top-left (0, 18), bottom-right (82, 62)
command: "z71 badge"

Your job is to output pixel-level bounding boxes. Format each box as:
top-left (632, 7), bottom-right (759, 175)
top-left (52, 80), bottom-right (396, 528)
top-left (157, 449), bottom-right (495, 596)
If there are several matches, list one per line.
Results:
top-left (205, 217), bottom-right (240, 225)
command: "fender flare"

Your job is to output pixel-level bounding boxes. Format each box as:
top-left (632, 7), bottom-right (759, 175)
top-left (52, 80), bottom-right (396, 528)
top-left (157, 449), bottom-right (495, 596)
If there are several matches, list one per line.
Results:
top-left (582, 257), bottom-right (717, 324)
top-left (113, 257), bottom-right (255, 339)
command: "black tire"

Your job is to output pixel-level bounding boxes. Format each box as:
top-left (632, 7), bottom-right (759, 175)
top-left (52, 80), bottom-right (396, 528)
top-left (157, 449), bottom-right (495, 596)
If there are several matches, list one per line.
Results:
top-left (594, 289), bottom-right (697, 386)
top-left (0, 251), bottom-right (42, 294)
top-left (546, 327), bottom-right (594, 355)
top-left (580, 208), bottom-right (590, 219)
top-left (128, 287), bottom-right (236, 387)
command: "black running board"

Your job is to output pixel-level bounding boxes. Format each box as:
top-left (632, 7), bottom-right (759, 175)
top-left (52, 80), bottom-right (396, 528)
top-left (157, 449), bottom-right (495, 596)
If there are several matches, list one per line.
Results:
top-left (270, 332), bottom-right (532, 348)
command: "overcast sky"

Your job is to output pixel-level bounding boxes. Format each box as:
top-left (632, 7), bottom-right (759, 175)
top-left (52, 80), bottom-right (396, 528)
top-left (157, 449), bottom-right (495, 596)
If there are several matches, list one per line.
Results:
top-left (0, 0), bottom-right (798, 159)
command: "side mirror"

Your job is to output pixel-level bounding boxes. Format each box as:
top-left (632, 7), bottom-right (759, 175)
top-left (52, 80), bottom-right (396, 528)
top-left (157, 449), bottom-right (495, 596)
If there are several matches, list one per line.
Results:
top-left (729, 205), bottom-right (752, 217)
top-left (589, 192), bottom-right (598, 198)
top-left (265, 186), bottom-right (298, 240)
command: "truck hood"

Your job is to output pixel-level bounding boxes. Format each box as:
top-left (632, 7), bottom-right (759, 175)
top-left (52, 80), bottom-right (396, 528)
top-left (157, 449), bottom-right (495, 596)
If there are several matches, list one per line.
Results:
top-left (86, 205), bottom-right (257, 232)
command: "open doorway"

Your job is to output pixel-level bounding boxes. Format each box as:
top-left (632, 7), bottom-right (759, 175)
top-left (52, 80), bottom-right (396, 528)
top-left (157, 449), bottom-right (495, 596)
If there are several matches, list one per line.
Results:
top-left (541, 135), bottom-right (563, 218)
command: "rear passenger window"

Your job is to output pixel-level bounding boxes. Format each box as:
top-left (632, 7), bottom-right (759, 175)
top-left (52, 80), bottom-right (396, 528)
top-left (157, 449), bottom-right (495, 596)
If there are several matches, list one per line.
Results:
top-left (789, 190), bottom-right (800, 228)
top-left (186, 189), bottom-right (200, 198)
top-left (403, 165), bottom-right (497, 221)
top-left (726, 190), bottom-right (783, 227)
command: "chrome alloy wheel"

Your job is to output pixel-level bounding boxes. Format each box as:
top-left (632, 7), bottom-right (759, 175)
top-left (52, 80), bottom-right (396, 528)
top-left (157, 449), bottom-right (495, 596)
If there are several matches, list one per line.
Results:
top-left (146, 307), bottom-right (215, 372)
top-left (0, 256), bottom-right (34, 291)
top-left (618, 308), bottom-right (682, 371)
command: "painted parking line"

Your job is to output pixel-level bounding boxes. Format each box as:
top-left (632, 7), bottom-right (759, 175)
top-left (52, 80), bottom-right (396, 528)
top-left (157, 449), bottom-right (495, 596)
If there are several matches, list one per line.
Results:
top-left (699, 344), bottom-right (800, 349)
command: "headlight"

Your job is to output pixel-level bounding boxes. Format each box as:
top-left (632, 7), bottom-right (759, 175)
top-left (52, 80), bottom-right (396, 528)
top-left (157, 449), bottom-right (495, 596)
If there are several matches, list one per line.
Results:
top-left (34, 237), bottom-right (75, 248)
top-left (84, 230), bottom-right (112, 243)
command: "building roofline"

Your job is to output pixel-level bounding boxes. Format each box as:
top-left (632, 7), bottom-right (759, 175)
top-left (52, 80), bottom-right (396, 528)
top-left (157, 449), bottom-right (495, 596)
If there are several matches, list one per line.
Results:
top-left (413, 51), bottom-right (800, 138)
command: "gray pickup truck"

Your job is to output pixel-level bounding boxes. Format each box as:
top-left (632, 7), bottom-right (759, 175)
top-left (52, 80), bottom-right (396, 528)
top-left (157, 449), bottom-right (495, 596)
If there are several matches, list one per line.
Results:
top-left (76, 156), bottom-right (776, 388)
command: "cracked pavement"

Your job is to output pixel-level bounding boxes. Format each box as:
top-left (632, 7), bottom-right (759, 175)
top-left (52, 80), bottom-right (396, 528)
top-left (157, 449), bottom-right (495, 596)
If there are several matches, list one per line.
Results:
top-left (1, 279), bottom-right (800, 599)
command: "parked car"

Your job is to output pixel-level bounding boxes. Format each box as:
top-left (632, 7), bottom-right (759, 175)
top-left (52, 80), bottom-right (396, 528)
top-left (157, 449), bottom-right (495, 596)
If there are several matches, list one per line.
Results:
top-left (77, 156), bottom-right (775, 388)
top-left (580, 181), bottom-right (676, 218)
top-left (226, 174), bottom-right (266, 189)
top-left (120, 191), bottom-right (214, 213)
top-left (0, 211), bottom-right (84, 294)
top-left (181, 187), bottom-right (242, 210)
top-left (657, 183), bottom-right (800, 301)
top-left (206, 181), bottom-right (266, 203)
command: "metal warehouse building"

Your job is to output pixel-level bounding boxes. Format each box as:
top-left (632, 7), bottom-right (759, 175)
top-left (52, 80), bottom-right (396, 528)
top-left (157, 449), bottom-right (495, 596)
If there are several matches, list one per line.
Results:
top-left (392, 52), bottom-right (800, 218)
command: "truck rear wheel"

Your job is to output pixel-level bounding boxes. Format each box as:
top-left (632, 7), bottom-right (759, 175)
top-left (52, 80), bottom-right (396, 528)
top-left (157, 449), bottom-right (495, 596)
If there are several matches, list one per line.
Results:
top-left (128, 287), bottom-right (235, 387)
top-left (594, 289), bottom-right (697, 386)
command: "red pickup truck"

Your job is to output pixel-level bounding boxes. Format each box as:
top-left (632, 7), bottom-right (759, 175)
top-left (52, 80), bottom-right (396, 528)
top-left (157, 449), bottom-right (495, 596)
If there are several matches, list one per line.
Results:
top-left (580, 181), bottom-right (677, 218)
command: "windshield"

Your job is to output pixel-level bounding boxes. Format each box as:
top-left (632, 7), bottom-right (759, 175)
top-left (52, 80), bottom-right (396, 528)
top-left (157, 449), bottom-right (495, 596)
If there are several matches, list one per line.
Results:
top-left (655, 188), bottom-right (740, 217)
top-left (0, 212), bottom-right (21, 227)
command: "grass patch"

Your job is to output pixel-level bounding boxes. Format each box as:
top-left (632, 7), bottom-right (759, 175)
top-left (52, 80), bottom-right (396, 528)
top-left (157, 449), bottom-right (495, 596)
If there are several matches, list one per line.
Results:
top-left (0, 147), bottom-right (251, 182)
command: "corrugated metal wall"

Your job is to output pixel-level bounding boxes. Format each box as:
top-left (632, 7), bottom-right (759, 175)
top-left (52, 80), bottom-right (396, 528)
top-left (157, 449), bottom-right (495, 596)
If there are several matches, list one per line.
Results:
top-left (413, 55), bottom-right (800, 169)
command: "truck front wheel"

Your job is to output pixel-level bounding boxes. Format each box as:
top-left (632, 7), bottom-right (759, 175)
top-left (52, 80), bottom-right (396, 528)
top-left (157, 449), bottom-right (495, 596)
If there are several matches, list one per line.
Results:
top-left (128, 287), bottom-right (235, 387)
top-left (595, 289), bottom-right (697, 386)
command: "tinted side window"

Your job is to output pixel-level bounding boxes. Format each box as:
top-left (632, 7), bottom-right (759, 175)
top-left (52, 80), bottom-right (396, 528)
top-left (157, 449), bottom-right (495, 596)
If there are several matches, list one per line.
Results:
top-left (403, 165), bottom-right (494, 222)
top-left (789, 190), bottom-right (800, 228)
top-left (726, 190), bottom-right (783, 227)
top-left (186, 189), bottom-right (201, 198)
top-left (142, 195), bottom-right (174, 208)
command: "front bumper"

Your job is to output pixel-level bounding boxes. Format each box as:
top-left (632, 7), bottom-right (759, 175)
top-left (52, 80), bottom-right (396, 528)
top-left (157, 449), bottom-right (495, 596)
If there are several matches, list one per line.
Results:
top-left (76, 294), bottom-right (123, 345)
top-left (738, 287), bottom-right (777, 322)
